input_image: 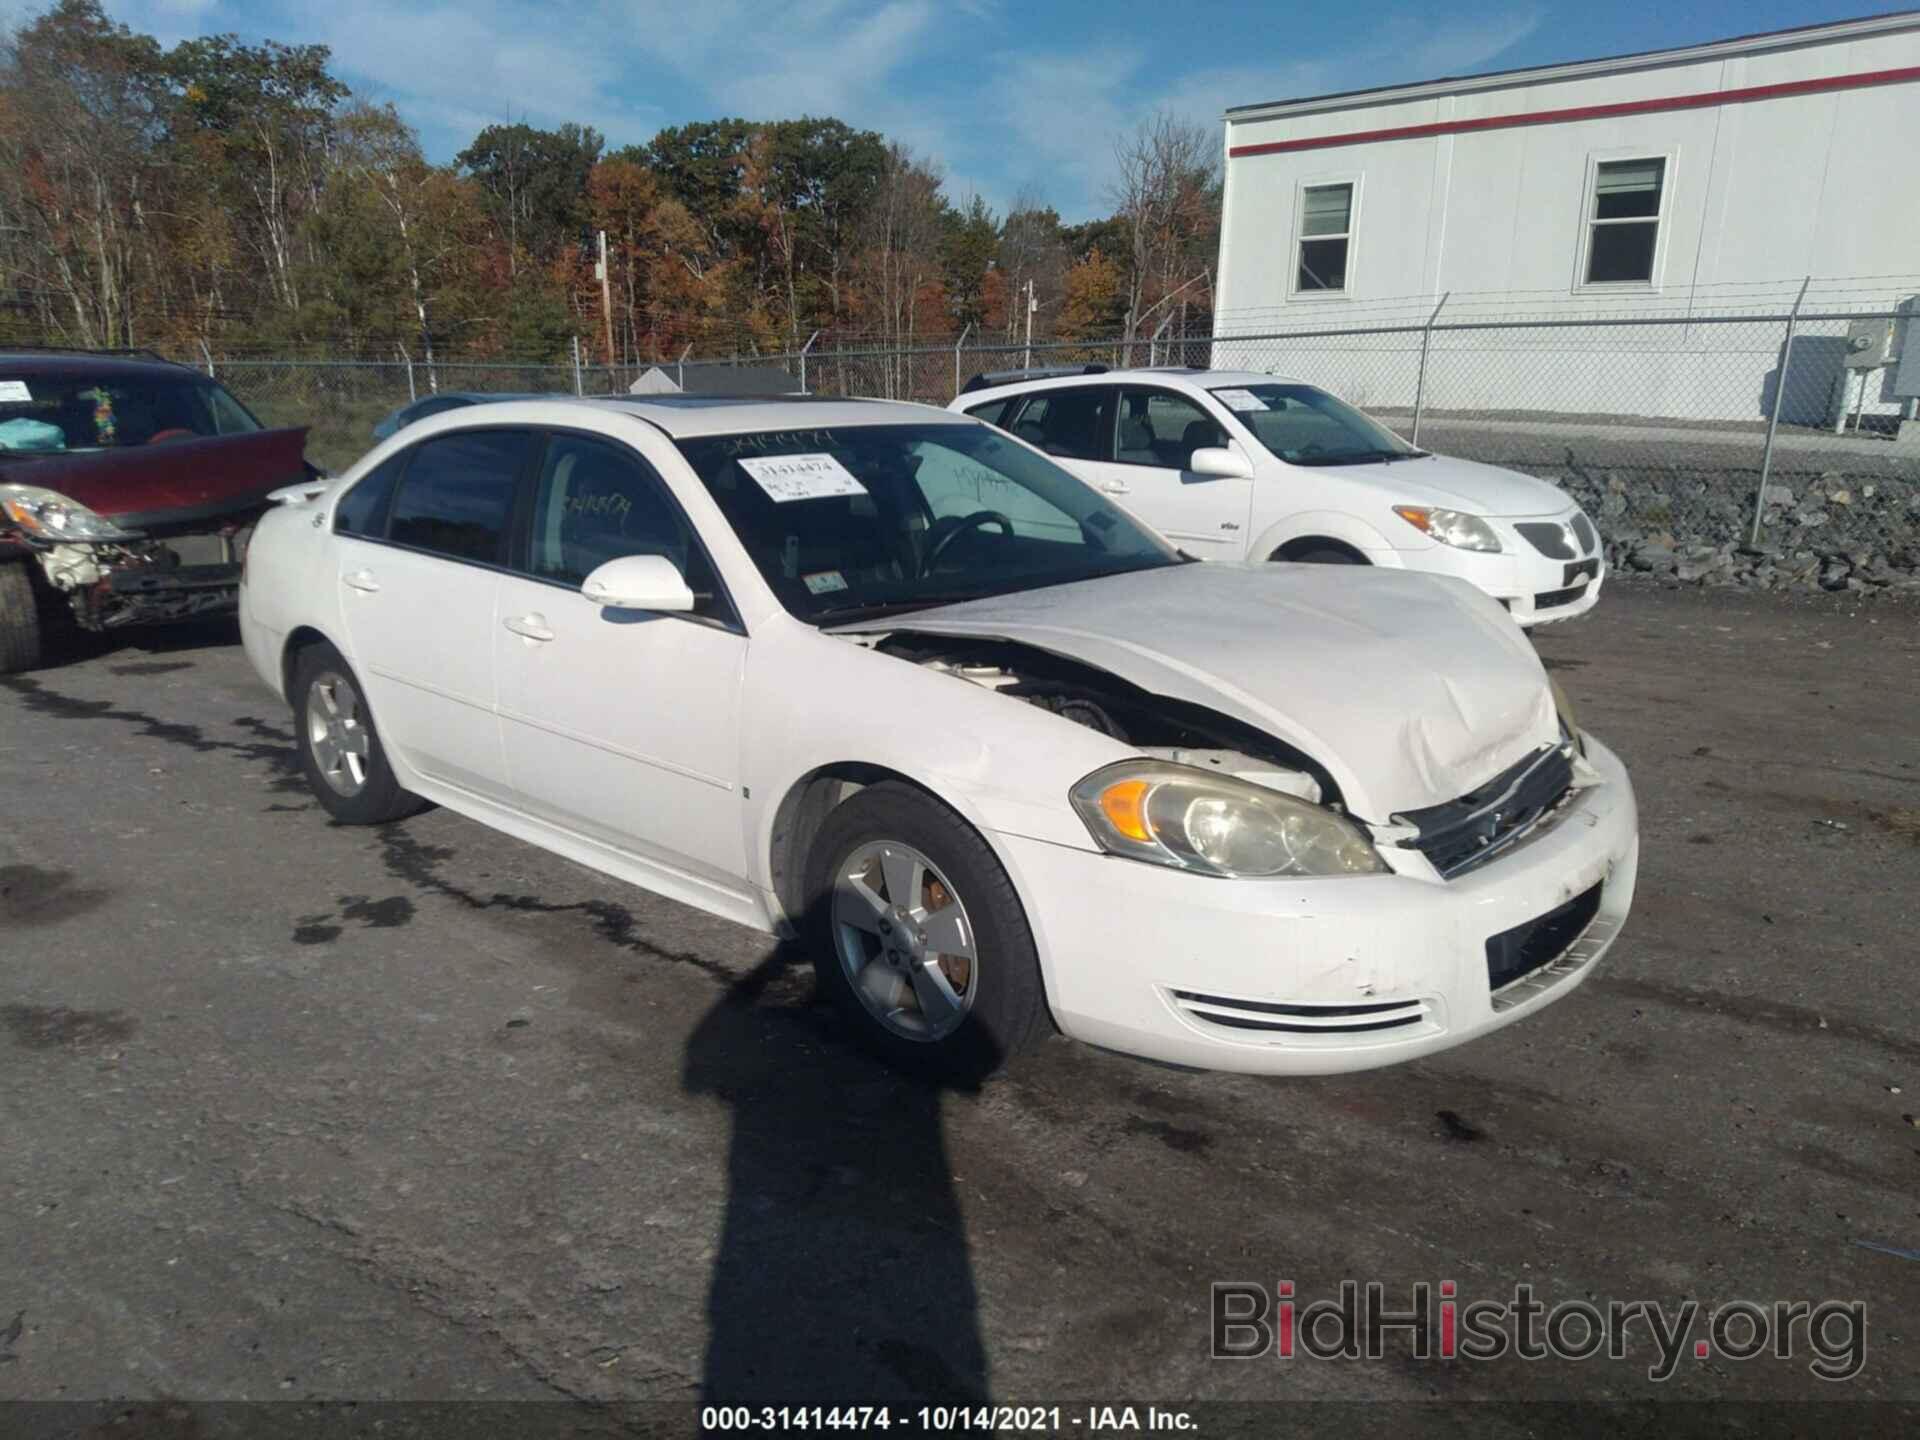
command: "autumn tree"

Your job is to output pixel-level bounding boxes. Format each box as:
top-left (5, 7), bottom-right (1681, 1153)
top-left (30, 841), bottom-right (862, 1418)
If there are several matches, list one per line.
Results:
top-left (1107, 110), bottom-right (1220, 340)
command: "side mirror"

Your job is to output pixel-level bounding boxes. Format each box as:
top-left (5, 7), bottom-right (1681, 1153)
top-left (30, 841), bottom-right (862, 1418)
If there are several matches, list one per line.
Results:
top-left (1187, 446), bottom-right (1255, 480)
top-left (581, 554), bottom-right (695, 613)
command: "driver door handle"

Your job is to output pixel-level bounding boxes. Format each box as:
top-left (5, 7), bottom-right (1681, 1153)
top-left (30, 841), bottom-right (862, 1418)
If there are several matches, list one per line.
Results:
top-left (342, 569), bottom-right (380, 593)
top-left (503, 613), bottom-right (555, 643)
top-left (1099, 479), bottom-right (1131, 495)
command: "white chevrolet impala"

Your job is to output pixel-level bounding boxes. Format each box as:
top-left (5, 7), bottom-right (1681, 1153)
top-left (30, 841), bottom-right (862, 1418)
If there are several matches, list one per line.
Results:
top-left (241, 396), bottom-right (1638, 1077)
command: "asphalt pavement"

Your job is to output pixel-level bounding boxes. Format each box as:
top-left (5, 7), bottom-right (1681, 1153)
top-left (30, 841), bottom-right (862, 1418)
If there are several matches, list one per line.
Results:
top-left (2, 582), bottom-right (1917, 1434)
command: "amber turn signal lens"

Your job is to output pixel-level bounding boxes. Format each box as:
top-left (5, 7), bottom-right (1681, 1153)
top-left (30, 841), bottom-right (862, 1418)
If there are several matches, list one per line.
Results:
top-left (1097, 778), bottom-right (1154, 843)
top-left (1392, 504), bottom-right (1432, 533)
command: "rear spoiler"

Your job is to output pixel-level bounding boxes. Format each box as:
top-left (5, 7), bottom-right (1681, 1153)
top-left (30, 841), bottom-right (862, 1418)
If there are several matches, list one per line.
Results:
top-left (268, 477), bottom-right (331, 505)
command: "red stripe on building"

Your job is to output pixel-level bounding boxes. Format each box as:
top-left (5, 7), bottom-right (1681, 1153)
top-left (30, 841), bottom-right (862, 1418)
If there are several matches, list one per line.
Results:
top-left (1227, 65), bottom-right (1920, 158)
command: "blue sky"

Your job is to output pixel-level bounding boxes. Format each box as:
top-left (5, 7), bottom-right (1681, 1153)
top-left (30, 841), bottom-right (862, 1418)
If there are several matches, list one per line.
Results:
top-left (18, 1), bottom-right (1914, 218)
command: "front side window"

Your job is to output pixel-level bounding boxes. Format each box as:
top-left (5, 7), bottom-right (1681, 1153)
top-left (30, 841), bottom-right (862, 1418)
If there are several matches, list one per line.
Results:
top-left (523, 433), bottom-right (726, 617)
top-left (1585, 158), bottom-right (1665, 284)
top-left (1115, 389), bottom-right (1224, 469)
top-left (386, 429), bottom-right (532, 564)
top-left (1210, 383), bottom-right (1423, 467)
top-left (1295, 183), bottom-right (1353, 293)
top-left (673, 421), bottom-right (1176, 625)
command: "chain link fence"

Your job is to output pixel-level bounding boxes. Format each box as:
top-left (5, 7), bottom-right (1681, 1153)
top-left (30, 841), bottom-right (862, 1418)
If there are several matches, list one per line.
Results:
top-left (209, 303), bottom-right (1920, 591)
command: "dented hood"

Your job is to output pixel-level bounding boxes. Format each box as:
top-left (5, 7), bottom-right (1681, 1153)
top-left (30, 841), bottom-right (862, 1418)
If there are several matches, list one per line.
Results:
top-left (847, 563), bottom-right (1557, 821)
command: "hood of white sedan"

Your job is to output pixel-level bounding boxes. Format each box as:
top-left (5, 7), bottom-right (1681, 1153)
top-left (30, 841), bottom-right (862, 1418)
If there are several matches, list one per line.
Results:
top-left (1336, 453), bottom-right (1573, 518)
top-left (846, 563), bottom-right (1559, 821)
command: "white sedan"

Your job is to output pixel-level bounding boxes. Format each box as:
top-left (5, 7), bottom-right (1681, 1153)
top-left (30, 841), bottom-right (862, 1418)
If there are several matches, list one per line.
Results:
top-left (240, 396), bottom-right (1638, 1076)
top-left (952, 368), bottom-right (1606, 626)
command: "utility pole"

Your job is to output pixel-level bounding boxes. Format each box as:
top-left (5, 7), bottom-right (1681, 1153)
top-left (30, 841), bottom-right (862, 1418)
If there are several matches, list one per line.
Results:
top-left (1023, 279), bottom-right (1036, 369)
top-left (596, 230), bottom-right (616, 378)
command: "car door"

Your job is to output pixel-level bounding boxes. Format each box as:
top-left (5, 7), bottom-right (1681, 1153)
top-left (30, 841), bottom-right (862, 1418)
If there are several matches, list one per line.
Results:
top-left (334, 427), bottom-right (535, 800)
top-left (1079, 387), bottom-right (1252, 558)
top-left (493, 429), bottom-right (751, 899)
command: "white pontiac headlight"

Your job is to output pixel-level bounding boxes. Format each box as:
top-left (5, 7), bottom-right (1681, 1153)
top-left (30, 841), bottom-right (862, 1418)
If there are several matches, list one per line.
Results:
top-left (0, 484), bottom-right (141, 542)
top-left (1393, 504), bottom-right (1501, 553)
top-left (1070, 761), bottom-right (1385, 878)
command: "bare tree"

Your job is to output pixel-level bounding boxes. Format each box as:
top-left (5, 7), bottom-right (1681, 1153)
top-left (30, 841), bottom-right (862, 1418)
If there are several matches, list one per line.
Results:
top-left (1107, 111), bottom-right (1221, 342)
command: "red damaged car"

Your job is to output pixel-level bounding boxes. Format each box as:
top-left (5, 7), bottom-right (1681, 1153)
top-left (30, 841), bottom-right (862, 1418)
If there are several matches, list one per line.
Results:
top-left (0, 350), bottom-right (315, 673)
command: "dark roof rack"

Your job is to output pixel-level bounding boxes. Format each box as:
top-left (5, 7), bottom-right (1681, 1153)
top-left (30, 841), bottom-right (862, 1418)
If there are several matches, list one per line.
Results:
top-left (959, 363), bottom-right (1109, 395)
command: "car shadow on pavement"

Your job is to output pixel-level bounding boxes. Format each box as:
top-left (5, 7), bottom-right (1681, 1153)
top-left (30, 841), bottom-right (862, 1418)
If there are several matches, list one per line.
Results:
top-left (683, 940), bottom-right (995, 1411)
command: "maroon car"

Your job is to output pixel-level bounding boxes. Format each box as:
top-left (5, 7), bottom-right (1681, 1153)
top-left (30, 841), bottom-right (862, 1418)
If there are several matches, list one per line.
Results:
top-left (0, 350), bottom-right (314, 672)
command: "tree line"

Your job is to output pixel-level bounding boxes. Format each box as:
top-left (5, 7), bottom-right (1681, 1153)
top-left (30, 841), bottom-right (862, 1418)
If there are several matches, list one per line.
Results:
top-left (0, 1), bottom-right (1221, 364)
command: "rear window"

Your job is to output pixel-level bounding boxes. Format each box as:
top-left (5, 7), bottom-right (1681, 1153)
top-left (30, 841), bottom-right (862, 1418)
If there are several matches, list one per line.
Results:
top-left (0, 372), bottom-right (260, 454)
top-left (386, 430), bottom-right (533, 564)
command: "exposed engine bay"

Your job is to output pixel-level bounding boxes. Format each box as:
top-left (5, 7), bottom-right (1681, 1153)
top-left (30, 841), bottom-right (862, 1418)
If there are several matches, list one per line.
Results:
top-left (870, 631), bottom-right (1343, 809)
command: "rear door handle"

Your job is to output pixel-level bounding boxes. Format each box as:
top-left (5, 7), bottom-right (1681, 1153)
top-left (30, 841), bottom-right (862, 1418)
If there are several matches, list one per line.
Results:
top-left (342, 569), bottom-right (380, 593)
top-left (1099, 479), bottom-right (1130, 495)
top-left (503, 613), bottom-right (555, 643)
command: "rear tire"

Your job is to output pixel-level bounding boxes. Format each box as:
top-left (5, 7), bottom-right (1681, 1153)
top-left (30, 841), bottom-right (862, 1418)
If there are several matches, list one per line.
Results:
top-left (0, 559), bottom-right (44, 674)
top-left (805, 782), bottom-right (1044, 1080)
top-left (291, 642), bottom-right (426, 825)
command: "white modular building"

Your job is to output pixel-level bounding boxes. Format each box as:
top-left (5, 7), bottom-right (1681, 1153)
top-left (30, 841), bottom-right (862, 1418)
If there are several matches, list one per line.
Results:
top-left (1214, 11), bottom-right (1920, 428)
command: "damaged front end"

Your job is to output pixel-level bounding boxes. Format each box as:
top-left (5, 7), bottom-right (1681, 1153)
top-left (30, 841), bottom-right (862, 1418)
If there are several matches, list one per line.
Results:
top-left (2, 488), bottom-right (256, 632)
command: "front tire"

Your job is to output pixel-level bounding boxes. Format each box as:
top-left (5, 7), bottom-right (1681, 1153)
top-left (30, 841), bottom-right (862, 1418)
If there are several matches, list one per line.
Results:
top-left (0, 559), bottom-right (44, 674)
top-left (805, 782), bottom-right (1044, 1079)
top-left (291, 642), bottom-right (425, 824)
top-left (1278, 544), bottom-right (1365, 565)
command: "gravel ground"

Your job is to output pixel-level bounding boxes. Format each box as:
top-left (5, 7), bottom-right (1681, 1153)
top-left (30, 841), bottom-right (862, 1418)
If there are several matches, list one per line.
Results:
top-left (1, 580), bottom-right (1916, 1435)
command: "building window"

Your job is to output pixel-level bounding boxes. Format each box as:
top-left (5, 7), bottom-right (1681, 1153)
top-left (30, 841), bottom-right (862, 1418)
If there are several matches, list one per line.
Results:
top-left (1295, 182), bottom-right (1353, 292)
top-left (1584, 158), bottom-right (1665, 285)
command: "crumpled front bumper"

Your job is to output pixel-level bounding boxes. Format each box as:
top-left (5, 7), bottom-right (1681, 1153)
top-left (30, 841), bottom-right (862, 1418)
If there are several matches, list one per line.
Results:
top-left (995, 735), bottom-right (1639, 1075)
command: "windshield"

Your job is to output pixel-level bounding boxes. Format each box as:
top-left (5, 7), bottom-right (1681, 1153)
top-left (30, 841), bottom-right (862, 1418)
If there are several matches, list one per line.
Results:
top-left (1210, 383), bottom-right (1424, 466)
top-left (0, 373), bottom-right (261, 458)
top-left (675, 421), bottom-right (1179, 624)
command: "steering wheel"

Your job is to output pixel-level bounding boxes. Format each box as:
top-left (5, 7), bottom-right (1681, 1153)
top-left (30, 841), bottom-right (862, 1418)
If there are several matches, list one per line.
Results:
top-left (147, 428), bottom-right (195, 445)
top-left (922, 509), bottom-right (1014, 574)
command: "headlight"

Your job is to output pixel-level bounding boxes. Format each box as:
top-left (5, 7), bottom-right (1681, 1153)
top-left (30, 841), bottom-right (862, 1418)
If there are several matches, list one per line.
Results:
top-left (1392, 505), bottom-right (1501, 553)
top-left (1548, 675), bottom-right (1586, 757)
top-left (1070, 760), bottom-right (1386, 878)
top-left (0, 484), bottom-right (141, 542)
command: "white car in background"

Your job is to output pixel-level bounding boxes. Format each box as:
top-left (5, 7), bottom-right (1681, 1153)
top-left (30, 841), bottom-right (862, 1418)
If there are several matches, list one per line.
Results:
top-left (241, 395), bottom-right (1637, 1078)
top-left (952, 368), bottom-right (1604, 626)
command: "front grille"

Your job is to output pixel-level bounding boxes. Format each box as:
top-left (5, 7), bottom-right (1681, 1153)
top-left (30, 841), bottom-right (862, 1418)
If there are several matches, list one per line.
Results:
top-left (1170, 989), bottom-right (1432, 1039)
top-left (1533, 582), bottom-right (1589, 611)
top-left (1486, 882), bottom-right (1603, 993)
top-left (1570, 512), bottom-right (1597, 553)
top-left (1398, 743), bottom-right (1575, 878)
top-left (1515, 521), bottom-right (1576, 559)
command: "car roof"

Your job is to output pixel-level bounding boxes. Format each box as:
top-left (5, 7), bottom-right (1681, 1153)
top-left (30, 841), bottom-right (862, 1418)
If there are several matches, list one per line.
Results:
top-left (0, 352), bottom-right (209, 383)
top-left (953, 368), bottom-right (1298, 404)
top-left (413, 394), bottom-right (973, 441)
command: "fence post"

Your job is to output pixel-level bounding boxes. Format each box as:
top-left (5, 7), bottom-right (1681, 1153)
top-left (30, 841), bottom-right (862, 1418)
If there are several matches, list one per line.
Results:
top-left (1750, 276), bottom-right (1811, 548)
top-left (571, 335), bottom-right (583, 396)
top-left (677, 342), bottom-right (692, 390)
top-left (198, 339), bottom-right (214, 378)
top-left (799, 330), bottom-right (820, 394)
top-left (398, 345), bottom-right (417, 404)
top-left (1410, 291), bottom-right (1450, 447)
top-left (953, 323), bottom-right (972, 400)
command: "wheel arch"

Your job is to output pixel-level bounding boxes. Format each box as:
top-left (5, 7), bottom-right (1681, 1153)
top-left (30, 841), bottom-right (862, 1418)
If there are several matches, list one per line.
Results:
top-left (280, 624), bottom-right (337, 701)
top-left (1252, 510), bottom-right (1403, 566)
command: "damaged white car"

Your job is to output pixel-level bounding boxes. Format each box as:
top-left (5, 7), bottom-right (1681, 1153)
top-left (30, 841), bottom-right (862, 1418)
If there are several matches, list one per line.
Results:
top-left (240, 396), bottom-right (1639, 1076)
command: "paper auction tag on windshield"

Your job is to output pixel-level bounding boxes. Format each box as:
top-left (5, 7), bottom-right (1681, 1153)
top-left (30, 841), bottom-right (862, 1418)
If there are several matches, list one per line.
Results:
top-left (737, 452), bottom-right (868, 503)
top-left (0, 381), bottom-right (32, 402)
top-left (1213, 388), bottom-right (1268, 412)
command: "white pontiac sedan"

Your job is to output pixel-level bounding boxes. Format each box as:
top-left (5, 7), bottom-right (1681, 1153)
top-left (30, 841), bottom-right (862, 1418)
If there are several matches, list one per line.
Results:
top-left (952, 368), bottom-right (1606, 626)
top-left (241, 396), bottom-right (1638, 1077)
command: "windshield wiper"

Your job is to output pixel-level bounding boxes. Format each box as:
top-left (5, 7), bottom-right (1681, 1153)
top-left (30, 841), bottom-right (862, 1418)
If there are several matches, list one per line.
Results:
top-left (812, 593), bottom-right (982, 625)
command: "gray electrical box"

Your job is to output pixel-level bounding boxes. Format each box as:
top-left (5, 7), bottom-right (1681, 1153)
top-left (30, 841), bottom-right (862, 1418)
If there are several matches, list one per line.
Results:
top-left (1894, 296), bottom-right (1920, 399)
top-left (1843, 316), bottom-right (1895, 368)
